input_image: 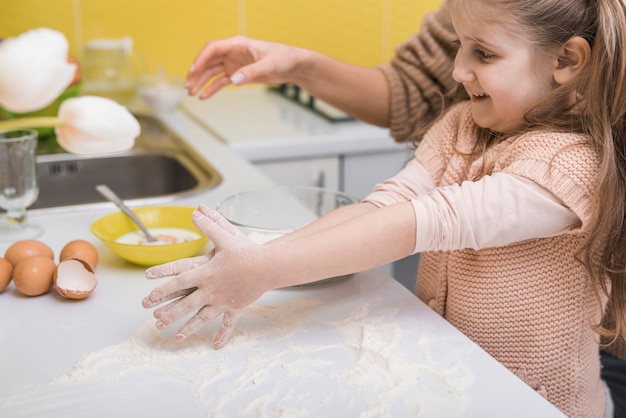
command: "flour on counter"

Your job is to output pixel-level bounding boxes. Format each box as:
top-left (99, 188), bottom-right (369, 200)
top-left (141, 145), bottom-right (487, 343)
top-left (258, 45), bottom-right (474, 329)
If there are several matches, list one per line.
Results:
top-left (25, 299), bottom-right (474, 417)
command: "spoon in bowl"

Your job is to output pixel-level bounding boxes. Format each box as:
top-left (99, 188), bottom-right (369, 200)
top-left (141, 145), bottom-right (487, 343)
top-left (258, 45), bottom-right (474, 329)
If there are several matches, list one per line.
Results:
top-left (95, 184), bottom-right (157, 243)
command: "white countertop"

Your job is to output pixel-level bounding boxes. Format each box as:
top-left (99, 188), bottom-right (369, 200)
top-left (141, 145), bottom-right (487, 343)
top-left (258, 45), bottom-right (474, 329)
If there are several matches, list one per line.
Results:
top-left (0, 109), bottom-right (565, 417)
top-left (181, 87), bottom-right (408, 162)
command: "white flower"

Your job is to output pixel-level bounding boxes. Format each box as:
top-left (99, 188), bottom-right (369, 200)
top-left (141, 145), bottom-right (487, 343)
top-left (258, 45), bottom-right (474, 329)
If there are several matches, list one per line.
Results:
top-left (0, 28), bottom-right (76, 113)
top-left (55, 96), bottom-right (140, 155)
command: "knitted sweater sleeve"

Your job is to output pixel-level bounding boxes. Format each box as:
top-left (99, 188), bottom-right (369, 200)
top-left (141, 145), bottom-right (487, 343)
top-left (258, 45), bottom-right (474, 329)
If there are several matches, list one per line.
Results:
top-left (378, 0), bottom-right (462, 143)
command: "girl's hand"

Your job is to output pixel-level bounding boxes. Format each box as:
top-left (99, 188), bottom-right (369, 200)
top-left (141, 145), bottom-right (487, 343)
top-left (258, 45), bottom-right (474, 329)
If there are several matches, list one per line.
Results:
top-left (141, 204), bottom-right (267, 348)
top-left (185, 35), bottom-right (302, 100)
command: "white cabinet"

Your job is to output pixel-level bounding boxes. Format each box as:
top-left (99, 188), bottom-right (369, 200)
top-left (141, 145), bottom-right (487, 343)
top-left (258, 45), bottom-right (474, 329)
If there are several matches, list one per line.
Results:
top-left (254, 150), bottom-right (410, 199)
top-left (255, 156), bottom-right (340, 190)
top-left (342, 150), bottom-right (410, 199)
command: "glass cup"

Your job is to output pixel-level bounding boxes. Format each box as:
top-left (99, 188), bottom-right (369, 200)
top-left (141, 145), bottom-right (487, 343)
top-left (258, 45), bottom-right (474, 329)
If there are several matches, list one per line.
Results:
top-left (0, 129), bottom-right (43, 241)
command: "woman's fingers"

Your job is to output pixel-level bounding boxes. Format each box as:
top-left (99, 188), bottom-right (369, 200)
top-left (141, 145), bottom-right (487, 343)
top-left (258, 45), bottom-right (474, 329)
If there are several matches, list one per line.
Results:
top-left (186, 36), bottom-right (256, 96)
top-left (186, 63), bottom-right (226, 96)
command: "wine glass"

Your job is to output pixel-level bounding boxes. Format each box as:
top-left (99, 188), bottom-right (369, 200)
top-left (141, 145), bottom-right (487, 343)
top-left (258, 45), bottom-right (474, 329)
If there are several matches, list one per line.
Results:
top-left (0, 128), bottom-right (43, 241)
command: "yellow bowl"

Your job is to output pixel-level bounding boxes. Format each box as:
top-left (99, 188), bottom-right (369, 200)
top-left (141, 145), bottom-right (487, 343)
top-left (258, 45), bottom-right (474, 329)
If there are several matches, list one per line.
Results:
top-left (90, 206), bottom-right (209, 267)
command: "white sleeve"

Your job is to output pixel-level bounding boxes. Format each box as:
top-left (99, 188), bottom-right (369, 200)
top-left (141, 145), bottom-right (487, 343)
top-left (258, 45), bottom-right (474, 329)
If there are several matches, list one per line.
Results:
top-left (411, 172), bottom-right (581, 253)
top-left (364, 159), bottom-right (437, 207)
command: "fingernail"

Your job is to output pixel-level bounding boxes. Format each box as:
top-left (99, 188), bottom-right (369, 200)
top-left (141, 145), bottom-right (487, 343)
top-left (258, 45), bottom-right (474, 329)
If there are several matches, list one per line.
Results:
top-left (188, 63), bottom-right (195, 74)
top-left (230, 73), bottom-right (244, 85)
top-left (192, 210), bottom-right (203, 219)
top-left (175, 333), bottom-right (186, 342)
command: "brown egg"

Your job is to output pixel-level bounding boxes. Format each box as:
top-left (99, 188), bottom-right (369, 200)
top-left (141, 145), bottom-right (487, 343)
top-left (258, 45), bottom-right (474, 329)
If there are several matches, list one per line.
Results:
top-left (13, 256), bottom-right (56, 297)
top-left (0, 258), bottom-right (12, 292)
top-left (54, 258), bottom-right (97, 300)
top-left (59, 240), bottom-right (99, 268)
top-left (4, 240), bottom-right (54, 267)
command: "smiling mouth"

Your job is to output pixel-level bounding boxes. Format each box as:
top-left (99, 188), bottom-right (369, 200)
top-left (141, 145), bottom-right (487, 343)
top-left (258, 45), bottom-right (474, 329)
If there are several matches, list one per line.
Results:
top-left (471, 92), bottom-right (490, 102)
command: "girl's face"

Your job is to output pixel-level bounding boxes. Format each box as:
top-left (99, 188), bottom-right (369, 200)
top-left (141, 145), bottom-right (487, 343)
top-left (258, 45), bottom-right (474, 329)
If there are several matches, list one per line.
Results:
top-left (450, 10), bottom-right (558, 133)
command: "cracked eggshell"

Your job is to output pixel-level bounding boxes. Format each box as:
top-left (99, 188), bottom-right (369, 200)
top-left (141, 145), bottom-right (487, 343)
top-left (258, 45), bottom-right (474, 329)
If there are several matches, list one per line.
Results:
top-left (54, 258), bottom-right (97, 300)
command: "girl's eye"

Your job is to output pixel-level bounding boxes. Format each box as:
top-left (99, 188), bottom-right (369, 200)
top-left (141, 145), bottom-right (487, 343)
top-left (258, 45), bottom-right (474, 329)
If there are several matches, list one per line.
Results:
top-left (474, 48), bottom-right (495, 60)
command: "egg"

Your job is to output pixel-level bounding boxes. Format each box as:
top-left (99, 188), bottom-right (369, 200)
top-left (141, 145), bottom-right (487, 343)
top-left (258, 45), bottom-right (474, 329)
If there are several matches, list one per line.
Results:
top-left (54, 258), bottom-right (97, 300)
top-left (13, 256), bottom-right (56, 296)
top-left (60, 239), bottom-right (99, 268)
top-left (0, 258), bottom-right (13, 292)
top-left (4, 240), bottom-right (54, 267)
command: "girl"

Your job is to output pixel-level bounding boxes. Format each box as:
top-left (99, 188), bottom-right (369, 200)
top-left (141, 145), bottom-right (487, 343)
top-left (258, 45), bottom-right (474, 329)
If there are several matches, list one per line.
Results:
top-left (143, 0), bottom-right (626, 416)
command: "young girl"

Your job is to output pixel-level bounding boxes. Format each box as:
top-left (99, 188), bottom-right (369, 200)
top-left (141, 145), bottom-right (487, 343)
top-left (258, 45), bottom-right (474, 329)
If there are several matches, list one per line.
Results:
top-left (142, 0), bottom-right (626, 416)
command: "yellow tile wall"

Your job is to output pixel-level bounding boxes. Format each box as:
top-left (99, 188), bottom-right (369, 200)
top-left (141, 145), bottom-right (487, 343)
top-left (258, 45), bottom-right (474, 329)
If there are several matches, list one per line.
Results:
top-left (0, 0), bottom-right (441, 78)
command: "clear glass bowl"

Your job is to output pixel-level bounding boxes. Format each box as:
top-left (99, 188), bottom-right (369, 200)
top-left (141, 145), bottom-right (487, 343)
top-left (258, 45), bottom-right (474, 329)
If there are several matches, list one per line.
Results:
top-left (217, 186), bottom-right (358, 243)
top-left (217, 186), bottom-right (359, 286)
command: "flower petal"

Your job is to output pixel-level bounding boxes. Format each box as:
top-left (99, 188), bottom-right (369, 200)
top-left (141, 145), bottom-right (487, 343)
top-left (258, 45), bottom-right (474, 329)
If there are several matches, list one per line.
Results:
top-left (55, 96), bottom-right (140, 155)
top-left (0, 28), bottom-right (76, 113)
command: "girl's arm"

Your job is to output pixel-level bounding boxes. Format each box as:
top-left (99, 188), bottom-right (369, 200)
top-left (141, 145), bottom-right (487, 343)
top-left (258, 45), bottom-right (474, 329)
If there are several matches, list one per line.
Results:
top-left (142, 201), bottom-right (416, 347)
top-left (142, 171), bottom-right (579, 347)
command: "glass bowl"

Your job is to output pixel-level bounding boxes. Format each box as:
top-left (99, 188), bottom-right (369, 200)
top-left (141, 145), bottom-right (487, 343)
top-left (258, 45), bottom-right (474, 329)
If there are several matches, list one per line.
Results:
top-left (217, 186), bottom-right (359, 285)
top-left (217, 186), bottom-right (358, 242)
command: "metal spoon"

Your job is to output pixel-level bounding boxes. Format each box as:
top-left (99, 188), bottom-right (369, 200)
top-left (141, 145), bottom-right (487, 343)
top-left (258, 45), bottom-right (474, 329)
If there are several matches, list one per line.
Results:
top-left (95, 184), bottom-right (157, 243)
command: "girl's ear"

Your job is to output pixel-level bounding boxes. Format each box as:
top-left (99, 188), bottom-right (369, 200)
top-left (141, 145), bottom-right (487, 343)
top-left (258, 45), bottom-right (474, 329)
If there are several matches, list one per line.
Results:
top-left (553, 36), bottom-right (591, 85)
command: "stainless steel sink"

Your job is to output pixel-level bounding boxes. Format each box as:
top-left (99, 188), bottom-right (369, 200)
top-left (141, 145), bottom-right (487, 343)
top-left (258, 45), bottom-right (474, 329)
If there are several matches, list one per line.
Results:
top-left (26, 113), bottom-right (222, 213)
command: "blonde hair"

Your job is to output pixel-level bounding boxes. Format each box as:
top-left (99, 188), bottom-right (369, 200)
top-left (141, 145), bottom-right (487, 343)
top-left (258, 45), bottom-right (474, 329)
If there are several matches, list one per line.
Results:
top-left (449, 0), bottom-right (626, 342)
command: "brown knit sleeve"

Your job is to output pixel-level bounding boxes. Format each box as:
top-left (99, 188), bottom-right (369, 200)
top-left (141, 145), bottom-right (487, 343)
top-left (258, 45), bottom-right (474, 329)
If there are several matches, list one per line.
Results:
top-left (378, 0), bottom-right (464, 143)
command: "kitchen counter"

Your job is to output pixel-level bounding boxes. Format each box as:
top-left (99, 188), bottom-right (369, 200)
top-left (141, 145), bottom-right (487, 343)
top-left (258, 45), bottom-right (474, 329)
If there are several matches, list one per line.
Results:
top-left (180, 86), bottom-right (408, 163)
top-left (0, 109), bottom-right (565, 417)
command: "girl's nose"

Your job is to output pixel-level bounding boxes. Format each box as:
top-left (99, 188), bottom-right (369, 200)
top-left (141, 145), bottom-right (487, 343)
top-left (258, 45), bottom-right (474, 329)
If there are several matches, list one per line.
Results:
top-left (452, 54), bottom-right (475, 84)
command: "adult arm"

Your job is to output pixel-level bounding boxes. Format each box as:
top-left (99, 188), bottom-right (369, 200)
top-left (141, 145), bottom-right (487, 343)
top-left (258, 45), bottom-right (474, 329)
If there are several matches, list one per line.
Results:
top-left (184, 1), bottom-right (458, 135)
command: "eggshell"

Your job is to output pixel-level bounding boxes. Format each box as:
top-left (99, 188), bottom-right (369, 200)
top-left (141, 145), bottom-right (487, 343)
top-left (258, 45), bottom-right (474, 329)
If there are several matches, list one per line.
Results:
top-left (13, 256), bottom-right (56, 296)
top-left (59, 239), bottom-right (99, 268)
top-left (0, 258), bottom-right (13, 292)
top-left (54, 258), bottom-right (97, 300)
top-left (4, 240), bottom-right (54, 267)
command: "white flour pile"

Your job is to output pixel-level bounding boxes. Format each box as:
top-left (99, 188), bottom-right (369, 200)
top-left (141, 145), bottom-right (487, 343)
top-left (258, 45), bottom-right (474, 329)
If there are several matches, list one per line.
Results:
top-left (13, 299), bottom-right (475, 417)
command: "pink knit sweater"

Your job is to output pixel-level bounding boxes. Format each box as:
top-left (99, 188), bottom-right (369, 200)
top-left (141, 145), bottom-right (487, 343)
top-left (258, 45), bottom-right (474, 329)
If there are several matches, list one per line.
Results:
top-left (374, 102), bottom-right (604, 417)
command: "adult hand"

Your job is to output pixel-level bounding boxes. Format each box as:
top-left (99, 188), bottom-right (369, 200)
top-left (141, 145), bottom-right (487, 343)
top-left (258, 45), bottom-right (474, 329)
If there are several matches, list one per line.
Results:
top-left (141, 204), bottom-right (268, 348)
top-left (185, 35), bottom-right (302, 100)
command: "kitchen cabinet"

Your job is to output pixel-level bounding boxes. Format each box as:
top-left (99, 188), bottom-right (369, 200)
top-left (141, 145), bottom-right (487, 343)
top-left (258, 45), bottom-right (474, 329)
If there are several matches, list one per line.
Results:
top-left (342, 150), bottom-right (410, 199)
top-left (256, 155), bottom-right (340, 190)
